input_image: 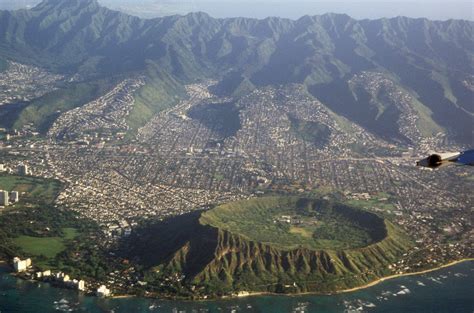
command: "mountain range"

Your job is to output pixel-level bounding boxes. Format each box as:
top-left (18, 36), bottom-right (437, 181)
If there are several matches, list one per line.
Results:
top-left (0, 0), bottom-right (472, 145)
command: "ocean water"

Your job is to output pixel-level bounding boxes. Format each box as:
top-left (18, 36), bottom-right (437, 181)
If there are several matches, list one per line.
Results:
top-left (0, 261), bottom-right (473, 313)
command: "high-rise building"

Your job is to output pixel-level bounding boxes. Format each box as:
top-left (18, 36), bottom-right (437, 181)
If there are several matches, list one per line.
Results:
top-left (13, 257), bottom-right (32, 272)
top-left (0, 191), bottom-right (9, 206)
top-left (78, 280), bottom-right (86, 291)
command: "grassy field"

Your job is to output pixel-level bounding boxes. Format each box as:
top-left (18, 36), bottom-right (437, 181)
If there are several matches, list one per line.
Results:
top-left (200, 196), bottom-right (387, 250)
top-left (0, 173), bottom-right (69, 266)
top-left (289, 226), bottom-right (313, 239)
top-left (0, 174), bottom-right (61, 204)
top-left (13, 228), bottom-right (77, 258)
top-left (0, 174), bottom-right (108, 276)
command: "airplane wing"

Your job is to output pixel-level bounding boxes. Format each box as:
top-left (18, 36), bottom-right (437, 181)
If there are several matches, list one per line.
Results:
top-left (416, 149), bottom-right (474, 169)
top-left (455, 149), bottom-right (474, 166)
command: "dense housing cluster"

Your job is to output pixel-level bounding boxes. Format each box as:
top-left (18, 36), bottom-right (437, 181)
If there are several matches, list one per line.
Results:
top-left (0, 62), bottom-right (64, 105)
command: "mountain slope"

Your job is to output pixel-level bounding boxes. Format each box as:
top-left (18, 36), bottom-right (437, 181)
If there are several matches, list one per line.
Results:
top-left (0, 0), bottom-right (472, 143)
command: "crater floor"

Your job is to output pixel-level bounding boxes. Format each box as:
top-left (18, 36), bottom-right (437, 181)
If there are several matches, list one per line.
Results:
top-left (200, 196), bottom-right (388, 250)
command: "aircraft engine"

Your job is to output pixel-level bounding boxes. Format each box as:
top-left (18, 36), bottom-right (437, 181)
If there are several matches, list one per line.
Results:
top-left (416, 152), bottom-right (460, 169)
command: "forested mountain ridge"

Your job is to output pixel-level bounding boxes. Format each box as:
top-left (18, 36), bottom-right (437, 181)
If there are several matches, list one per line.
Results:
top-left (0, 0), bottom-right (472, 144)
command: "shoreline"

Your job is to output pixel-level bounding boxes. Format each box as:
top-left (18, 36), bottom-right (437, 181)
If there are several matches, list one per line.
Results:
top-left (332, 258), bottom-right (474, 295)
top-left (227, 258), bottom-right (474, 300)
top-left (1, 258), bottom-right (473, 301)
top-left (119, 258), bottom-right (474, 301)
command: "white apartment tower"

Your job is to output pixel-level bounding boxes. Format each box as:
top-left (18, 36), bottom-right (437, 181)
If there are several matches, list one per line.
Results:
top-left (0, 191), bottom-right (9, 206)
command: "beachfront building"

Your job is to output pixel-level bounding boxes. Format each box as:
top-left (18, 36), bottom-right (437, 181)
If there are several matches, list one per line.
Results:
top-left (96, 285), bottom-right (111, 297)
top-left (71, 279), bottom-right (86, 291)
top-left (13, 257), bottom-right (32, 272)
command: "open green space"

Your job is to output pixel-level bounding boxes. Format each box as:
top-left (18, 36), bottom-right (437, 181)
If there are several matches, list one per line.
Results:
top-left (12, 228), bottom-right (78, 259)
top-left (0, 174), bottom-right (62, 204)
top-left (126, 63), bottom-right (186, 133)
top-left (0, 174), bottom-right (80, 268)
top-left (0, 175), bottom-right (120, 280)
top-left (200, 196), bottom-right (387, 250)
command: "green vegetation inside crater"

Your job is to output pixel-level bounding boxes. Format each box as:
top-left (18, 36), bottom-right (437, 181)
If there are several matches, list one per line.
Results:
top-left (200, 196), bottom-right (387, 250)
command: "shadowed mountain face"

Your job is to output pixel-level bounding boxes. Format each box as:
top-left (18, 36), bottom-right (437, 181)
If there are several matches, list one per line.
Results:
top-left (0, 0), bottom-right (472, 144)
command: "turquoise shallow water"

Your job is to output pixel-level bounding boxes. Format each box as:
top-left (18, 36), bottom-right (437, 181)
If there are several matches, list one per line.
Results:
top-left (0, 261), bottom-right (473, 313)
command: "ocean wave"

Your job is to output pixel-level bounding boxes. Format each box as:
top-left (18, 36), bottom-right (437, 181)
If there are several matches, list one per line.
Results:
top-left (396, 287), bottom-right (411, 295)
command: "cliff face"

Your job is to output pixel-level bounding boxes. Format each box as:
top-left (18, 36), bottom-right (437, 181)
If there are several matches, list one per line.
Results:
top-left (161, 218), bottom-right (412, 294)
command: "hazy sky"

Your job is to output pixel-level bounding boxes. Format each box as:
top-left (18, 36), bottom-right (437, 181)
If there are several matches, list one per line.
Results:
top-left (0, 0), bottom-right (472, 21)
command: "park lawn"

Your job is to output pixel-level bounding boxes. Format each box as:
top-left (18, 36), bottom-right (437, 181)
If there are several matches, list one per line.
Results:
top-left (12, 228), bottom-right (78, 259)
top-left (13, 236), bottom-right (65, 259)
top-left (0, 174), bottom-right (61, 204)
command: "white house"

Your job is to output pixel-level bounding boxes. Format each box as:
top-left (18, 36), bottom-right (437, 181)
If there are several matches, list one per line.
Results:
top-left (13, 257), bottom-right (32, 272)
top-left (96, 285), bottom-right (111, 297)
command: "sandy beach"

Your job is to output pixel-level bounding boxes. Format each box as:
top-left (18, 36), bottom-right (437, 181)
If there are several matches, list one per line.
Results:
top-left (334, 258), bottom-right (474, 295)
top-left (232, 258), bottom-right (474, 299)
